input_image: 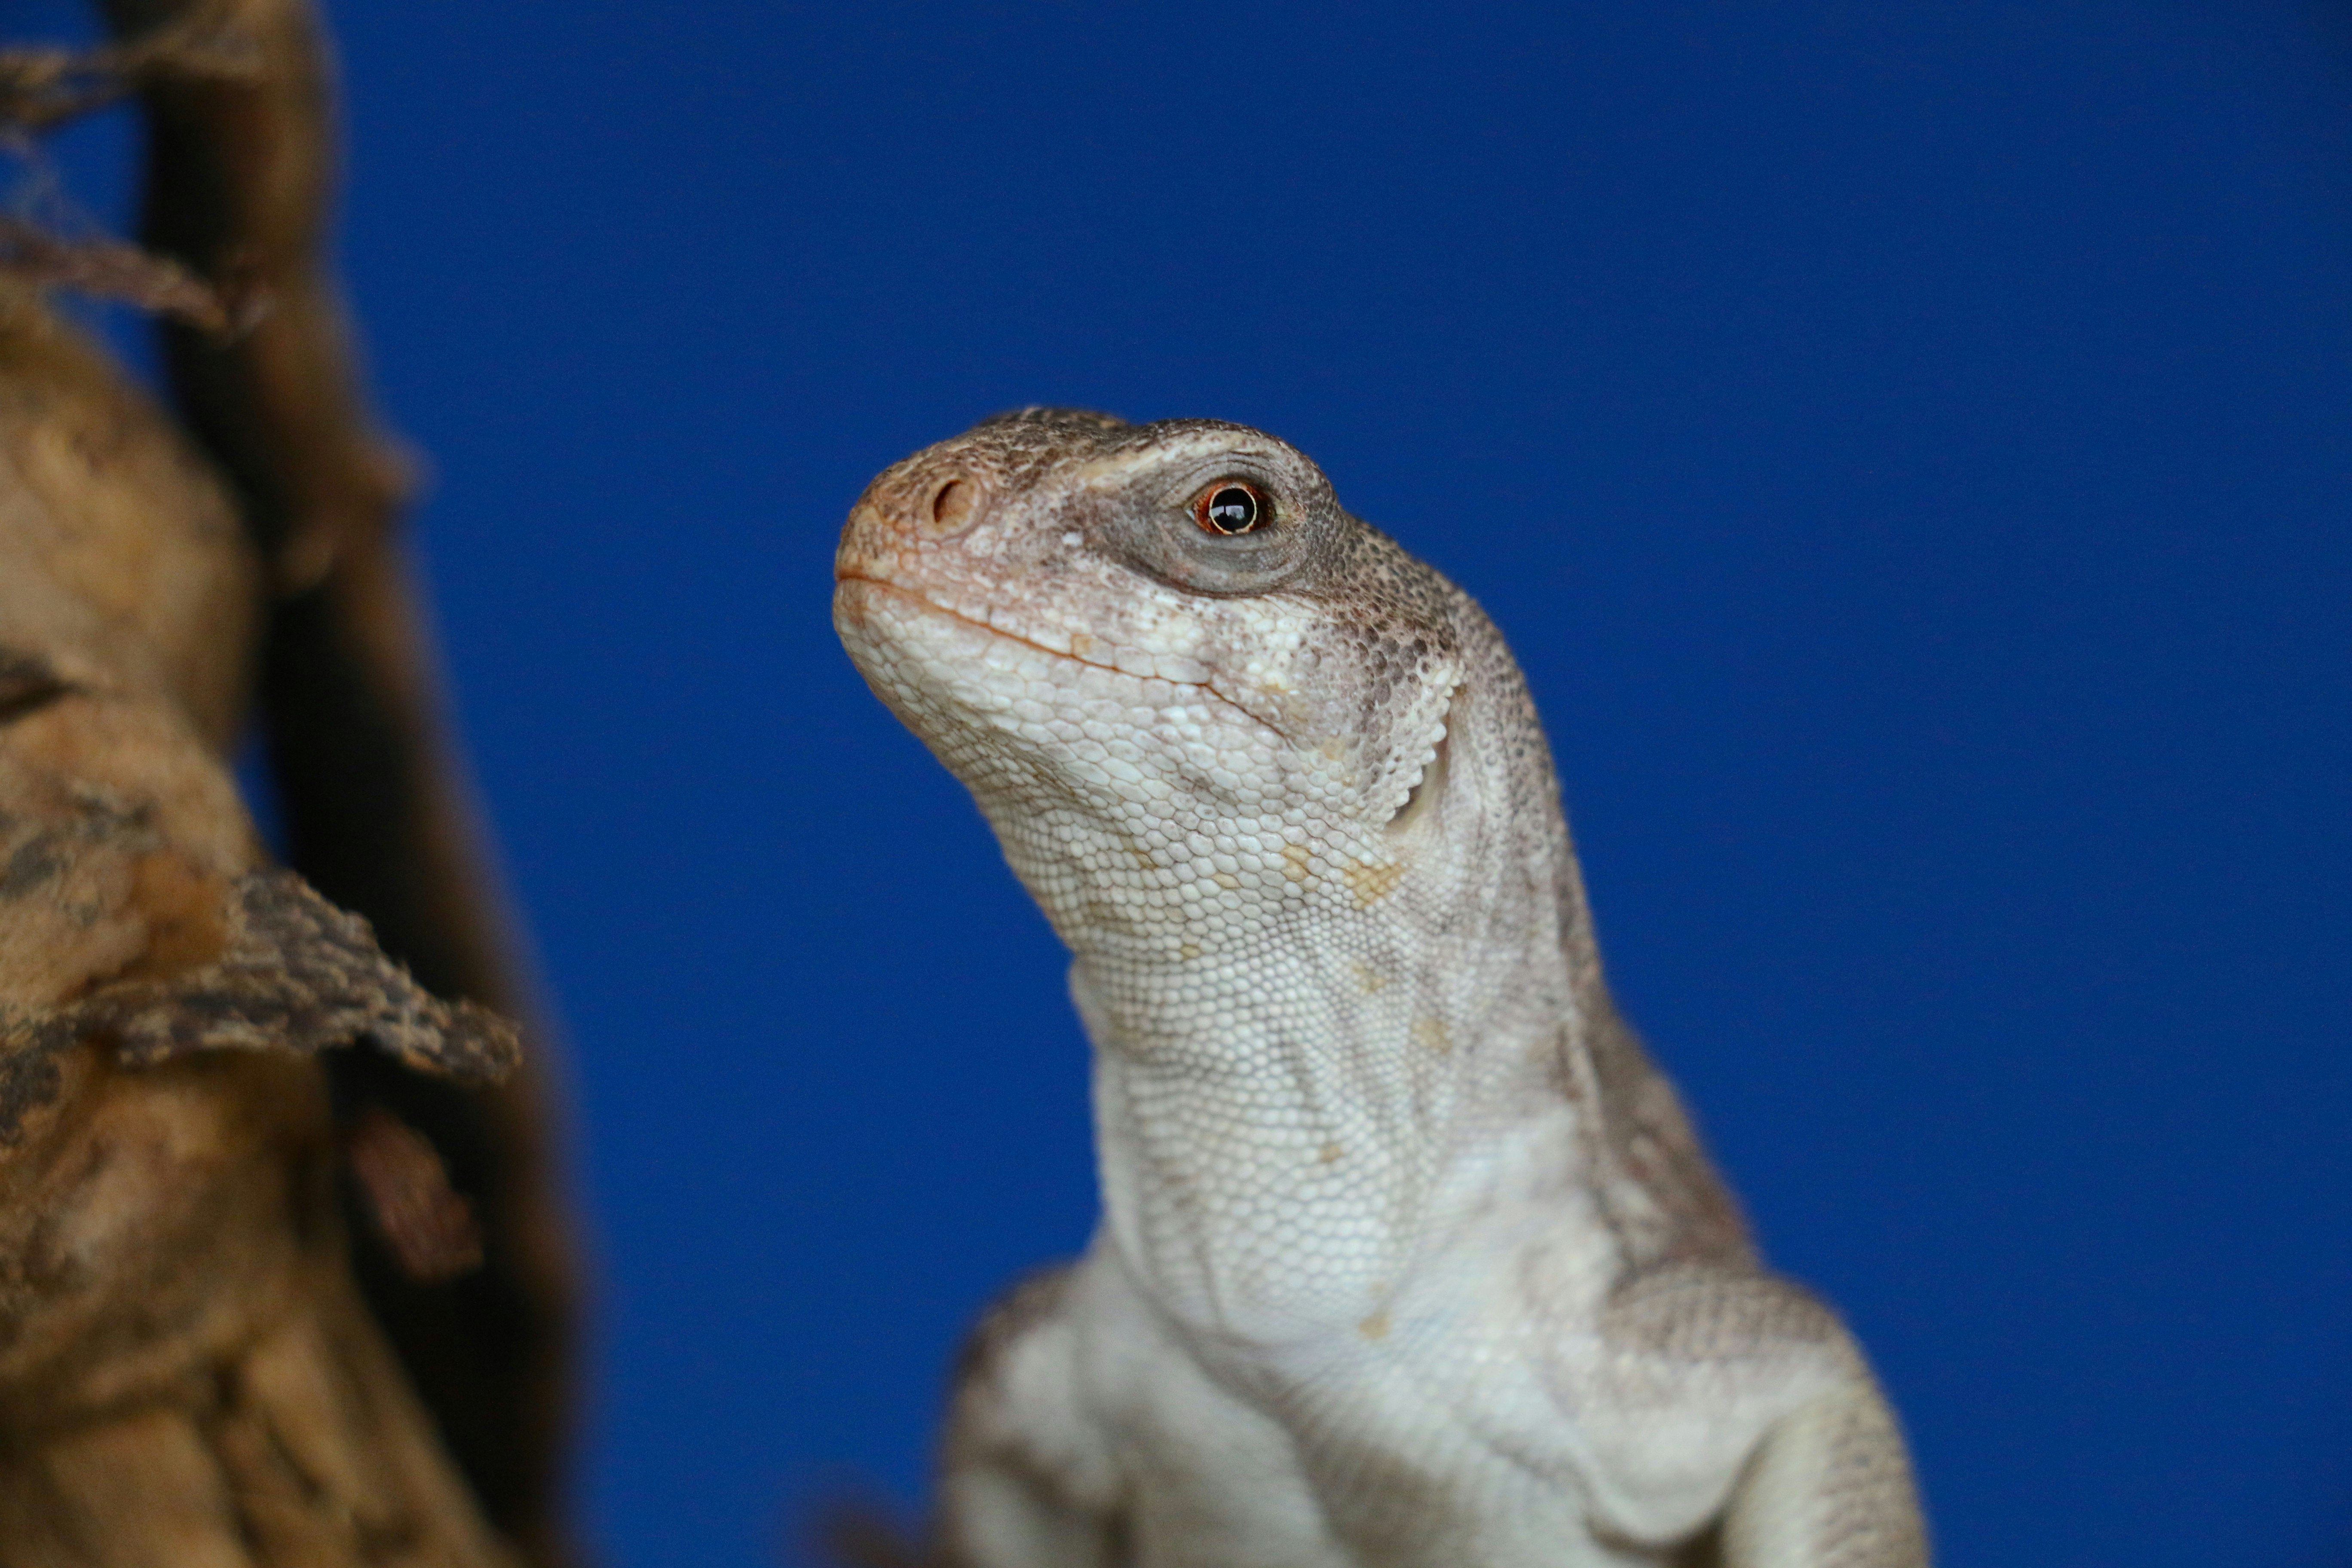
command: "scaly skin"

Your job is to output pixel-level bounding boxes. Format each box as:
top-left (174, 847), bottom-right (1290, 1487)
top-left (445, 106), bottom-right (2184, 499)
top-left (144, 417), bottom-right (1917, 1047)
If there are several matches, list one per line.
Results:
top-left (834, 410), bottom-right (1928, 1568)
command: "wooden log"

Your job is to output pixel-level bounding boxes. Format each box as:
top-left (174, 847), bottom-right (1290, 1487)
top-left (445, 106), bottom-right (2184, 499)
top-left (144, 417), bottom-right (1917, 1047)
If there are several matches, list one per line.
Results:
top-left (0, 523), bottom-right (519, 1561)
top-left (76, 1), bottom-right (587, 1555)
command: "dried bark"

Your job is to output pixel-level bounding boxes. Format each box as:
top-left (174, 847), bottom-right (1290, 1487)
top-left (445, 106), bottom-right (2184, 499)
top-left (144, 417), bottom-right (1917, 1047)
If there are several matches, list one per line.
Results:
top-left (0, 282), bottom-right (518, 1563)
top-left (95, 2), bottom-right (584, 1559)
top-left (0, 647), bottom-right (518, 1563)
top-left (0, 0), bottom-right (585, 1560)
top-left (0, 288), bottom-right (255, 749)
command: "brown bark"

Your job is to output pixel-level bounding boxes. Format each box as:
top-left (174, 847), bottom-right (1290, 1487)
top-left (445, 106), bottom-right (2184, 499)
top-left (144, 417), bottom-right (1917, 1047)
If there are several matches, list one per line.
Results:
top-left (95, 2), bottom-right (585, 1559)
top-left (0, 286), bottom-right (256, 749)
top-left (0, 281), bottom-right (519, 1563)
top-left (0, 0), bottom-right (585, 1559)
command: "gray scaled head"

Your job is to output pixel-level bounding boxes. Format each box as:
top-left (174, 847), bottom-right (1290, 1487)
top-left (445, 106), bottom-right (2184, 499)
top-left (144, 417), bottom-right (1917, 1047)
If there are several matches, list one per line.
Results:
top-left (833, 408), bottom-right (1570, 973)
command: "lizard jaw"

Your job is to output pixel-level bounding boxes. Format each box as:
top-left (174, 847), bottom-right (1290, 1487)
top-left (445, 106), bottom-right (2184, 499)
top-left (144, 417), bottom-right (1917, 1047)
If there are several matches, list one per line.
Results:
top-left (834, 573), bottom-right (1290, 741)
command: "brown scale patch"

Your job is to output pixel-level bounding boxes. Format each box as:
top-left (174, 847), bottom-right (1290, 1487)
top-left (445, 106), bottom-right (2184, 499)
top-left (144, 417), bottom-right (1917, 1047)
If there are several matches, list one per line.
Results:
top-left (1344, 858), bottom-right (1406, 908)
top-left (1281, 844), bottom-right (1314, 883)
top-left (1351, 962), bottom-right (1389, 995)
top-left (1412, 1017), bottom-right (1452, 1055)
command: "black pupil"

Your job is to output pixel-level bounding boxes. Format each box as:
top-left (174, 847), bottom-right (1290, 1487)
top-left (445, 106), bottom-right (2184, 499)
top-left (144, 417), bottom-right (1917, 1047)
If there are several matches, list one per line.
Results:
top-left (1206, 487), bottom-right (1259, 534)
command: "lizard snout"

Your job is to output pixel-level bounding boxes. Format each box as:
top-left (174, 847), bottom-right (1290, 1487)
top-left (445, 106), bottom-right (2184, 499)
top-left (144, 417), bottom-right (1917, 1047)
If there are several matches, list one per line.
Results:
top-left (834, 462), bottom-right (995, 588)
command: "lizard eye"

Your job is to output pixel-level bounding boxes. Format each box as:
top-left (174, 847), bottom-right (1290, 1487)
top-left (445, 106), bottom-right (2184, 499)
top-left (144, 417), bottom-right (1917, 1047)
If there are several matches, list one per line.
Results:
top-left (1193, 481), bottom-right (1269, 536)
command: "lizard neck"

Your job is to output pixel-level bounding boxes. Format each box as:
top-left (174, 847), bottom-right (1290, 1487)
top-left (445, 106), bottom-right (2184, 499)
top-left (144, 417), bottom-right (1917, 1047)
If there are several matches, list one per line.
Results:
top-left (1003, 642), bottom-right (1625, 1349)
top-left (1072, 879), bottom-right (1596, 1348)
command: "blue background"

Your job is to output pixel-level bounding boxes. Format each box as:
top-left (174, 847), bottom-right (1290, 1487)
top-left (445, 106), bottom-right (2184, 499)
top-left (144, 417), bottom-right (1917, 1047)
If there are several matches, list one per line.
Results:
top-left (25, 2), bottom-right (2352, 1564)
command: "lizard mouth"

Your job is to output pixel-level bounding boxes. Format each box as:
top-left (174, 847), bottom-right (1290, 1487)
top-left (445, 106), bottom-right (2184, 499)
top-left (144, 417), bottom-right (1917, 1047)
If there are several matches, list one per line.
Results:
top-left (836, 574), bottom-right (1289, 740)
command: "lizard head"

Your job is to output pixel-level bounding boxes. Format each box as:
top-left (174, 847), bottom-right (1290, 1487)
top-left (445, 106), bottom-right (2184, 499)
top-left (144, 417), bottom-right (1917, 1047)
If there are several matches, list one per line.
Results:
top-left (834, 409), bottom-right (1546, 962)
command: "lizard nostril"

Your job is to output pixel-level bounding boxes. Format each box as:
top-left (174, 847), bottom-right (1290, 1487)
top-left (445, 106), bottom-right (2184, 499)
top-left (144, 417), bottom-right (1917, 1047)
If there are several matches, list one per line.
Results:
top-left (926, 478), bottom-right (981, 539)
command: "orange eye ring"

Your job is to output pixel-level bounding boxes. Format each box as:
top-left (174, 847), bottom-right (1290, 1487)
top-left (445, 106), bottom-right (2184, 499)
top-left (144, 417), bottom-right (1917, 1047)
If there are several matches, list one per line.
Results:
top-left (1193, 480), bottom-right (1270, 536)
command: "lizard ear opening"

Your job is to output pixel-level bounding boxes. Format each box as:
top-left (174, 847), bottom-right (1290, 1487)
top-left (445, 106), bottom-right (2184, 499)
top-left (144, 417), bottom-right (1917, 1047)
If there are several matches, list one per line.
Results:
top-left (1386, 686), bottom-right (1464, 836)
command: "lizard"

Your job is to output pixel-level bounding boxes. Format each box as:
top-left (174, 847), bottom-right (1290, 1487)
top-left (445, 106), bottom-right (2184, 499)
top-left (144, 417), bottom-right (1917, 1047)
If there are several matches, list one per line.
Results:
top-left (833, 408), bottom-right (1929, 1568)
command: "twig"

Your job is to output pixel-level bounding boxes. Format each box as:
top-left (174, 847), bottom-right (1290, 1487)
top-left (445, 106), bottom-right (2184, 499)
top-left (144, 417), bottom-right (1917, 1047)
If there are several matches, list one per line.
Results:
top-left (0, 212), bottom-right (259, 332)
top-left (0, 12), bottom-right (259, 131)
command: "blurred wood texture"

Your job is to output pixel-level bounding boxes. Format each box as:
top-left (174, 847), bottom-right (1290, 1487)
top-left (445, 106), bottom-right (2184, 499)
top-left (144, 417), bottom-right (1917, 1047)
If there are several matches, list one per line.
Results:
top-left (0, 2), bottom-right (584, 1562)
